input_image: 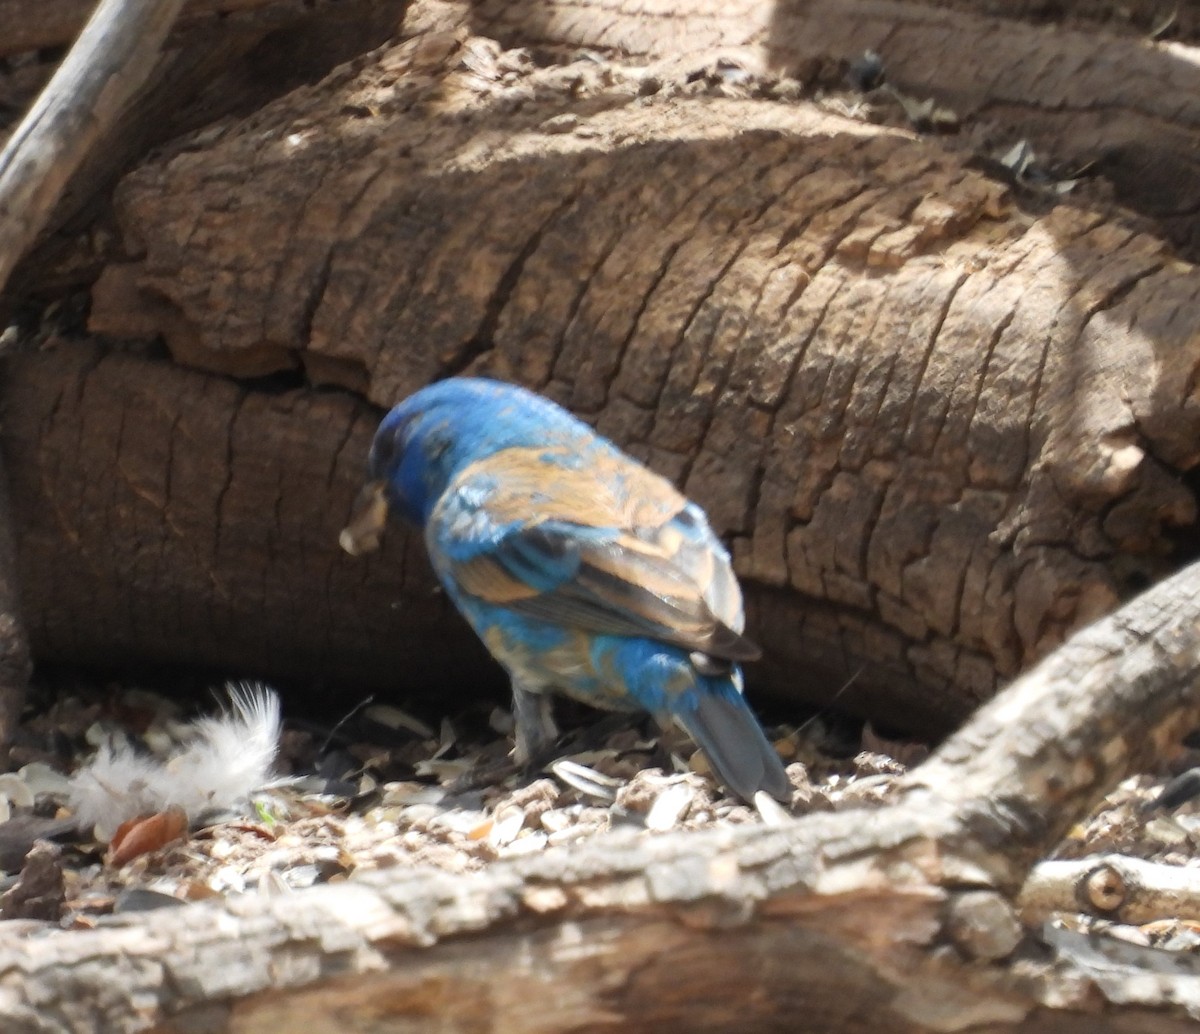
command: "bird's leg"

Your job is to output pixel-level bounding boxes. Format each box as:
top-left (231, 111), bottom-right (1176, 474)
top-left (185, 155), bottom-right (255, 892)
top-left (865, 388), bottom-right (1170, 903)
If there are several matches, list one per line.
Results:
top-left (443, 684), bottom-right (558, 796)
top-left (512, 683), bottom-right (558, 767)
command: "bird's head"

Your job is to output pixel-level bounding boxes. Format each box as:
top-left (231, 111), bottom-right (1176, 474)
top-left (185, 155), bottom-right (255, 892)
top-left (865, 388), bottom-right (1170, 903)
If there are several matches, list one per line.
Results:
top-left (339, 378), bottom-right (574, 556)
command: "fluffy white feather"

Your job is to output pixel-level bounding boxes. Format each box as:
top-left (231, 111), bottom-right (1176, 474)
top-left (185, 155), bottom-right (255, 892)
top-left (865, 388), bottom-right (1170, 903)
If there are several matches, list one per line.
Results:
top-left (68, 683), bottom-right (281, 841)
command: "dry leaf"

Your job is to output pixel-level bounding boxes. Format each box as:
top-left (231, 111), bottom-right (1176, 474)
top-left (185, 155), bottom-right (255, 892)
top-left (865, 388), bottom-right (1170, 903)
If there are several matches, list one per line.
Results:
top-left (108, 806), bottom-right (188, 866)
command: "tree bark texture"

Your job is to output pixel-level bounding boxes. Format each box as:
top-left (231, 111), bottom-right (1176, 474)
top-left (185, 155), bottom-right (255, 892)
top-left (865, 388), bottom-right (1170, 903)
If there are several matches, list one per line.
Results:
top-left (2, 344), bottom-right (494, 694)
top-left (4, 0), bottom-right (1193, 730)
top-left (0, 0), bottom-right (185, 289)
top-left (0, 0), bottom-right (322, 58)
top-left (0, 0), bottom-right (409, 311)
top-left (4, 556), bottom-right (1200, 1032)
top-left (467, 0), bottom-right (1200, 257)
top-left (4, 2), bottom-right (1200, 1030)
top-left (0, 0), bottom-right (201, 741)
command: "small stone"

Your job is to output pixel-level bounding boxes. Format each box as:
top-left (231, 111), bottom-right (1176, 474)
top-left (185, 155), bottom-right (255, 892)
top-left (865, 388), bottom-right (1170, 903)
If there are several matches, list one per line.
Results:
top-left (946, 890), bottom-right (1023, 961)
top-left (644, 785), bottom-right (692, 832)
top-left (0, 841), bottom-right (65, 921)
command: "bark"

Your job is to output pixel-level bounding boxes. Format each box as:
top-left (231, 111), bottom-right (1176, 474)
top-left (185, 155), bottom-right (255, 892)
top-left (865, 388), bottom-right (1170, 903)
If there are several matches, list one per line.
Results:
top-left (0, 0), bottom-right (197, 741)
top-left (4, 557), bottom-right (1200, 1032)
top-left (18, 3), bottom-right (1193, 731)
top-left (914, 1), bottom-right (1200, 41)
top-left (1, 344), bottom-right (492, 695)
top-left (8, 0), bottom-right (1197, 58)
top-left (0, 0), bottom-right (185, 288)
top-left (1021, 856), bottom-right (1200, 926)
top-left (0, 0), bottom-right (378, 57)
top-left (466, 0), bottom-right (1200, 258)
top-left (3, 3), bottom-right (1200, 1029)
top-left (0, 0), bottom-right (409, 309)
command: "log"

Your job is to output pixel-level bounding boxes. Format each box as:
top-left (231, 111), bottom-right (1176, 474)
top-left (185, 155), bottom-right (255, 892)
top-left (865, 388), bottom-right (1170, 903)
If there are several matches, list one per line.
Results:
top-left (2, 4), bottom-right (1200, 1029)
top-left (0, 0), bottom-right (410, 309)
top-left (7, 0), bottom-right (1200, 59)
top-left (0, 0), bottom-right (185, 289)
top-left (466, 0), bottom-right (1200, 258)
top-left (31, 9), bottom-right (1197, 730)
top-left (0, 0), bottom-right (192, 741)
top-left (1, 343), bottom-right (492, 696)
top-left (3, 556), bottom-right (1200, 1032)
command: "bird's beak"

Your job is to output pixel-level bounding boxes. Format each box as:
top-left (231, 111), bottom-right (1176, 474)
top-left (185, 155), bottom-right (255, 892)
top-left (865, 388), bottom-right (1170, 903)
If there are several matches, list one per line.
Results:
top-left (339, 480), bottom-right (389, 556)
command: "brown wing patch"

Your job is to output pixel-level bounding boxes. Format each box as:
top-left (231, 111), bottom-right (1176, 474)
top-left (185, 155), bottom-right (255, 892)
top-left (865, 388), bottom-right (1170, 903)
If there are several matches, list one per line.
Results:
top-left (455, 446), bottom-right (687, 531)
top-left (454, 555), bottom-right (542, 603)
top-left (577, 535), bottom-right (712, 629)
top-left (448, 445), bottom-right (759, 659)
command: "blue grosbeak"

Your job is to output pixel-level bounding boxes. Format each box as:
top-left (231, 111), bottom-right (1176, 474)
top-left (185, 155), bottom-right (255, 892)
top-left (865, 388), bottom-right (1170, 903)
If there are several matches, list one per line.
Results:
top-left (340, 378), bottom-right (790, 804)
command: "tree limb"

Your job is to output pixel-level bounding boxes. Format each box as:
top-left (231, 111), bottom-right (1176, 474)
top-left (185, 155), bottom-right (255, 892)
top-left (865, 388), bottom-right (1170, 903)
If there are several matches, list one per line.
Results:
top-left (0, 0), bottom-right (184, 744)
top-left (0, 0), bottom-right (184, 289)
top-left (1022, 855), bottom-right (1200, 926)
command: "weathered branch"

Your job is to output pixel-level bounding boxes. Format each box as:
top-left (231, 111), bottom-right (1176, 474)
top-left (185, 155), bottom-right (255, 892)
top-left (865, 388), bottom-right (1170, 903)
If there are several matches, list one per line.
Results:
top-left (1022, 856), bottom-right (1200, 926)
top-left (0, 0), bottom-right (183, 743)
top-left (898, 555), bottom-right (1200, 890)
top-left (0, 0), bottom-right (184, 289)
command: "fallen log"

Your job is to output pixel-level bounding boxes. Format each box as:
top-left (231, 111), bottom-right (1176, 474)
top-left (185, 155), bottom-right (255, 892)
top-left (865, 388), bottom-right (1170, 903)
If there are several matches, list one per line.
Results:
top-left (468, 0), bottom-right (1200, 258)
top-left (27, 11), bottom-right (1197, 729)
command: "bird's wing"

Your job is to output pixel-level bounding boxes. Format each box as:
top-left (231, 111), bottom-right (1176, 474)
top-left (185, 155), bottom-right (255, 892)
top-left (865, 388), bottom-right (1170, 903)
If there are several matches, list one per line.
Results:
top-left (434, 446), bottom-right (760, 662)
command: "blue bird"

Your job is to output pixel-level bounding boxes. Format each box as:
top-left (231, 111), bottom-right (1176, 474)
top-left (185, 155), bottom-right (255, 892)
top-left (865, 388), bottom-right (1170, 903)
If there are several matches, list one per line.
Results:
top-left (339, 378), bottom-right (791, 804)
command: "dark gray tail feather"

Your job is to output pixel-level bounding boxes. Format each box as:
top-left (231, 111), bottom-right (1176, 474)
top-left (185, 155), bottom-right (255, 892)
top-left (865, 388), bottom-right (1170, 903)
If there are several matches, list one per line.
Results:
top-left (677, 691), bottom-right (791, 804)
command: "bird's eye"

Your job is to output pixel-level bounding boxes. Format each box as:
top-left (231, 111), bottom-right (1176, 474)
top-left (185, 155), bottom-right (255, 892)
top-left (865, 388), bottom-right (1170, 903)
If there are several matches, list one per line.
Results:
top-left (369, 412), bottom-right (414, 478)
top-left (375, 437), bottom-right (394, 466)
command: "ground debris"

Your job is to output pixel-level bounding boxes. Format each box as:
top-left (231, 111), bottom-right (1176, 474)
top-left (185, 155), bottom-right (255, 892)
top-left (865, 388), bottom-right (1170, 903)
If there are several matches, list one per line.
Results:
top-left (3, 678), bottom-right (1199, 941)
top-left (0, 679), bottom-right (921, 924)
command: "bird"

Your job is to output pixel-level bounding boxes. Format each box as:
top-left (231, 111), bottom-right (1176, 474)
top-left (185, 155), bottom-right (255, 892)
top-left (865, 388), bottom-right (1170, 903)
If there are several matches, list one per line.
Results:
top-left (339, 378), bottom-right (791, 804)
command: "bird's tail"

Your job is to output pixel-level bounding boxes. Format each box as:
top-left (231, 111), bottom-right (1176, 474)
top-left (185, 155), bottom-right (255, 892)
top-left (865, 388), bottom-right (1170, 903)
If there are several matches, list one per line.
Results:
top-left (675, 685), bottom-right (792, 804)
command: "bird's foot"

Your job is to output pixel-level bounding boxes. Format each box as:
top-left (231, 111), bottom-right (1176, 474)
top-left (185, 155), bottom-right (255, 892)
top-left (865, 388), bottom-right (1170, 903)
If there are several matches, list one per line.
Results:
top-left (511, 684), bottom-right (558, 767)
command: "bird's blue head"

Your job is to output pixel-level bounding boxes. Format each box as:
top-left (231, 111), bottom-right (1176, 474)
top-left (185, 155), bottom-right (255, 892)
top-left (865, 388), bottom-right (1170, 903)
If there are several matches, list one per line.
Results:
top-left (340, 378), bottom-right (587, 554)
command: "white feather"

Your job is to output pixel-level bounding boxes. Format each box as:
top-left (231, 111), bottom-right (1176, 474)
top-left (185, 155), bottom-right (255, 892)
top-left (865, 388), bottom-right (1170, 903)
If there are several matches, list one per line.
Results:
top-left (68, 683), bottom-right (281, 841)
